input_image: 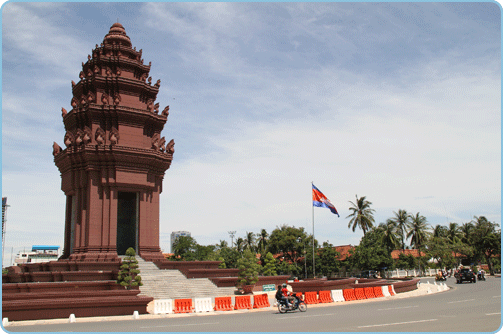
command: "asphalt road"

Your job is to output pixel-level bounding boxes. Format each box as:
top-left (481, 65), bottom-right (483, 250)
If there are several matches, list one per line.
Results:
top-left (6, 277), bottom-right (501, 332)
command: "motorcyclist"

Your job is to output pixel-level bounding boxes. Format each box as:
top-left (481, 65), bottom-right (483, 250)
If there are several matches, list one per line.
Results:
top-left (275, 284), bottom-right (291, 308)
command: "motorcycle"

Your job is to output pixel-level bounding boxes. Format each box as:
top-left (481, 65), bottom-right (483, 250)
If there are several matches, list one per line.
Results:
top-left (277, 294), bottom-right (307, 313)
top-left (478, 273), bottom-right (486, 281)
top-left (435, 273), bottom-right (446, 281)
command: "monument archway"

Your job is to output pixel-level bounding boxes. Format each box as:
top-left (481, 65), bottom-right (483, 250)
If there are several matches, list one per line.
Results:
top-left (116, 191), bottom-right (138, 255)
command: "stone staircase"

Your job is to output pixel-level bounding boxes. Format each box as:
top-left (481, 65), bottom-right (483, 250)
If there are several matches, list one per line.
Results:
top-left (130, 257), bottom-right (237, 300)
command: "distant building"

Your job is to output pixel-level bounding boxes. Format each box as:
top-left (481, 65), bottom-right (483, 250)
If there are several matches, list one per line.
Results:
top-left (170, 231), bottom-right (191, 252)
top-left (14, 245), bottom-right (61, 265)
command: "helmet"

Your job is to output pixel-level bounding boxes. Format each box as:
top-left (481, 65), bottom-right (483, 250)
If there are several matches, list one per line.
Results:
top-left (282, 283), bottom-right (287, 287)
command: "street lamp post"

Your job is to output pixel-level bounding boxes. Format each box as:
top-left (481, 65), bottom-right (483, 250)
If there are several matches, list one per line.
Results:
top-left (228, 231), bottom-right (236, 248)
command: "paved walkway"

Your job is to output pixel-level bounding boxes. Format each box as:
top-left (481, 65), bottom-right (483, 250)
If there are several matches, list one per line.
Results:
top-left (4, 280), bottom-right (450, 327)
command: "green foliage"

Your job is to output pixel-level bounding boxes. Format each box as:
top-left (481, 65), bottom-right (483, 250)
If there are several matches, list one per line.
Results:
top-left (346, 195), bottom-right (375, 236)
top-left (395, 253), bottom-right (417, 270)
top-left (2, 268), bottom-right (7, 275)
top-left (316, 242), bottom-right (341, 277)
top-left (171, 235), bottom-right (198, 261)
top-left (218, 245), bottom-right (241, 268)
top-left (236, 249), bottom-right (260, 287)
top-left (195, 244), bottom-right (217, 261)
top-left (217, 257), bottom-right (227, 269)
top-left (469, 217), bottom-right (500, 275)
top-left (426, 236), bottom-right (457, 269)
top-left (261, 252), bottom-right (277, 276)
top-left (117, 247), bottom-right (142, 289)
top-left (349, 228), bottom-right (393, 271)
top-left (387, 209), bottom-right (411, 250)
top-left (266, 225), bottom-right (310, 265)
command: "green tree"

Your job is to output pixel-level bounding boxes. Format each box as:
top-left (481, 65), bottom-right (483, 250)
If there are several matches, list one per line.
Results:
top-left (235, 237), bottom-right (244, 253)
top-left (395, 253), bottom-right (416, 270)
top-left (346, 195), bottom-right (375, 236)
top-left (172, 235), bottom-right (198, 261)
top-left (432, 224), bottom-right (448, 238)
top-left (218, 245), bottom-right (241, 268)
top-left (471, 216), bottom-right (501, 275)
top-left (316, 242), bottom-right (341, 277)
top-left (117, 247), bottom-right (142, 289)
top-left (217, 257), bottom-right (227, 269)
top-left (426, 236), bottom-right (457, 269)
top-left (261, 252), bottom-right (277, 276)
top-left (387, 209), bottom-right (411, 250)
top-left (236, 249), bottom-right (260, 287)
top-left (266, 225), bottom-right (309, 265)
top-left (446, 222), bottom-right (462, 244)
top-left (195, 244), bottom-right (217, 261)
top-left (349, 227), bottom-right (393, 272)
top-left (244, 231), bottom-right (256, 251)
top-left (407, 212), bottom-right (430, 251)
top-left (256, 229), bottom-right (269, 254)
top-left (378, 221), bottom-right (400, 255)
top-left (460, 222), bottom-right (474, 244)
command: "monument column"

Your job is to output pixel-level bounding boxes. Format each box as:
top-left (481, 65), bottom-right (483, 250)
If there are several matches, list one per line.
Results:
top-left (53, 23), bottom-right (174, 262)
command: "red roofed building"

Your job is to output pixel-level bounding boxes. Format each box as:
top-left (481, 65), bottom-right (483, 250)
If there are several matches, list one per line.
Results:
top-left (391, 249), bottom-right (426, 259)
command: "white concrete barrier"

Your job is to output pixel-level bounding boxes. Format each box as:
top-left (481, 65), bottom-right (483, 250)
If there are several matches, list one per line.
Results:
top-left (194, 298), bottom-right (213, 313)
top-left (133, 311), bottom-right (140, 319)
top-left (382, 285), bottom-right (391, 297)
top-left (2, 318), bottom-right (8, 327)
top-left (390, 284), bottom-right (396, 295)
top-left (69, 314), bottom-right (76, 323)
top-left (154, 299), bottom-right (174, 314)
top-left (331, 289), bottom-right (345, 302)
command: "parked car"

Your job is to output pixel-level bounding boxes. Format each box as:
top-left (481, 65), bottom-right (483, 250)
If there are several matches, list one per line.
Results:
top-left (357, 270), bottom-right (378, 279)
top-left (454, 268), bottom-right (476, 284)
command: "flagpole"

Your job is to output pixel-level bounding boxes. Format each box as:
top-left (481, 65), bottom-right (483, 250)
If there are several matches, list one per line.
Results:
top-left (312, 181), bottom-right (315, 278)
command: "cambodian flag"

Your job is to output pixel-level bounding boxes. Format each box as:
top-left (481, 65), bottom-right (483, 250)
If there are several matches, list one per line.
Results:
top-left (312, 184), bottom-right (339, 217)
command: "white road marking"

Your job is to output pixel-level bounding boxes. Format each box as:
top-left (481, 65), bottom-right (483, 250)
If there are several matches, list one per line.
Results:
top-left (493, 295), bottom-right (501, 298)
top-left (278, 313), bottom-right (336, 320)
top-left (140, 322), bottom-right (219, 329)
top-left (447, 299), bottom-right (475, 304)
top-left (486, 313), bottom-right (501, 316)
top-left (358, 318), bottom-right (438, 328)
top-left (378, 305), bottom-right (419, 311)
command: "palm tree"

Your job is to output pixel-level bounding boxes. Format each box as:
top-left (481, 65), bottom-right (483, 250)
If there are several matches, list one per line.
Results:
top-left (388, 209), bottom-right (411, 250)
top-left (432, 224), bottom-right (447, 238)
top-left (407, 212), bottom-right (430, 251)
top-left (472, 215), bottom-right (490, 228)
top-left (460, 222), bottom-right (474, 244)
top-left (244, 232), bottom-right (256, 251)
top-left (346, 195), bottom-right (375, 236)
top-left (235, 237), bottom-right (244, 253)
top-left (378, 221), bottom-right (400, 255)
top-left (256, 229), bottom-right (268, 254)
top-left (446, 222), bottom-right (462, 244)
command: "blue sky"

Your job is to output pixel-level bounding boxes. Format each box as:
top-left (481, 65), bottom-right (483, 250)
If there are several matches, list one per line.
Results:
top-left (1, 2), bottom-right (501, 264)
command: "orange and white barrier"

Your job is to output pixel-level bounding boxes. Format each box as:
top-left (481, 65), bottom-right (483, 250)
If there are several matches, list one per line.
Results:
top-left (194, 297), bottom-right (213, 313)
top-left (174, 298), bottom-right (193, 313)
top-left (304, 291), bottom-right (319, 304)
top-left (154, 299), bottom-right (174, 314)
top-left (234, 296), bottom-right (253, 310)
top-left (318, 290), bottom-right (333, 303)
top-left (343, 288), bottom-right (356, 301)
top-left (253, 293), bottom-right (271, 309)
top-left (214, 296), bottom-right (233, 311)
top-left (331, 289), bottom-right (345, 302)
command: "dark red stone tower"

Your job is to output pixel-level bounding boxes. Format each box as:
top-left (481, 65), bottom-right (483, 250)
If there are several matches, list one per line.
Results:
top-left (53, 23), bottom-right (173, 262)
